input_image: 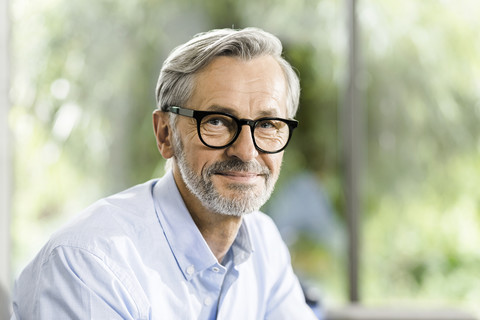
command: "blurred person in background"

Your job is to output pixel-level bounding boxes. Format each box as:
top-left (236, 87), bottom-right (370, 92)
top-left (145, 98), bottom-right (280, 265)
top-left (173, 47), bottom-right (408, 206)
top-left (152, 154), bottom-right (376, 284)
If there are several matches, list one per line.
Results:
top-left (11, 27), bottom-right (318, 319)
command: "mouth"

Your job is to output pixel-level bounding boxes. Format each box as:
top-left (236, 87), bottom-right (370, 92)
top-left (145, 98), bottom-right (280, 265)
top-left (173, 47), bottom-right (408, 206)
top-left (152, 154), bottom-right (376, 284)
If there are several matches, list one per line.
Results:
top-left (205, 159), bottom-right (270, 185)
top-left (215, 171), bottom-right (264, 183)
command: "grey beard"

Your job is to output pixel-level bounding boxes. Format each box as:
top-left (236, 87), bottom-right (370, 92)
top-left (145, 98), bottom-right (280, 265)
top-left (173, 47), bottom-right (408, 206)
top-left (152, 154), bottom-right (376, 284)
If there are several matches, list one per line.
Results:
top-left (172, 128), bottom-right (277, 216)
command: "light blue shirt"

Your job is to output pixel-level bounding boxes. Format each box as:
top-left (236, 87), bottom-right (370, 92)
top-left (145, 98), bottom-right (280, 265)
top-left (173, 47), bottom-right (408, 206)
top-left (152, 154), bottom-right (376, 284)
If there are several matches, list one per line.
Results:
top-left (12, 171), bottom-right (318, 319)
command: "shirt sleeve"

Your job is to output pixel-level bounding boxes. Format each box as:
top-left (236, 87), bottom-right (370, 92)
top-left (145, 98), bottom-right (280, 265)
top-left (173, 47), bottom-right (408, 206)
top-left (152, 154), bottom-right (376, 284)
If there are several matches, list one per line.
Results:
top-left (259, 215), bottom-right (319, 320)
top-left (265, 251), bottom-right (319, 320)
top-left (12, 245), bottom-right (148, 320)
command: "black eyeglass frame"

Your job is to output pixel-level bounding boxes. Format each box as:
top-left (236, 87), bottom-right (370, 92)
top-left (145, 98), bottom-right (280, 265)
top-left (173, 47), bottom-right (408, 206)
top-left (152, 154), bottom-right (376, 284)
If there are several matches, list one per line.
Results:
top-left (164, 106), bottom-right (298, 154)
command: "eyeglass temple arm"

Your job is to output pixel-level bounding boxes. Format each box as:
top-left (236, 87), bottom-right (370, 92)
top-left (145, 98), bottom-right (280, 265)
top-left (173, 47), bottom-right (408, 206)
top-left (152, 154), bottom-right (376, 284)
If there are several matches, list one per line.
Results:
top-left (167, 106), bottom-right (194, 117)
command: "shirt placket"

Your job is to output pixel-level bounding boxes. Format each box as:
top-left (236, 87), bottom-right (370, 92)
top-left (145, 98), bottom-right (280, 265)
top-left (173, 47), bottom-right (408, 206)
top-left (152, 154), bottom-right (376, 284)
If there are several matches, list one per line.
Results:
top-left (191, 262), bottom-right (228, 320)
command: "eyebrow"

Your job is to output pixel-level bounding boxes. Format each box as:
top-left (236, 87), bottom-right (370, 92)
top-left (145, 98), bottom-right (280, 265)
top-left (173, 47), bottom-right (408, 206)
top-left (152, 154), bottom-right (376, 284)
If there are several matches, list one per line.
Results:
top-left (257, 108), bottom-right (281, 118)
top-left (206, 105), bottom-right (282, 118)
top-left (206, 105), bottom-right (235, 114)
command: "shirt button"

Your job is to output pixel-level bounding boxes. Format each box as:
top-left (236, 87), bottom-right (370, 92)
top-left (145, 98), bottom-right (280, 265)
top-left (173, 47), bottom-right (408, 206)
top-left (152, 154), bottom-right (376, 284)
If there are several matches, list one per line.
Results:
top-left (204, 297), bottom-right (213, 306)
top-left (212, 267), bottom-right (220, 273)
top-left (186, 265), bottom-right (195, 275)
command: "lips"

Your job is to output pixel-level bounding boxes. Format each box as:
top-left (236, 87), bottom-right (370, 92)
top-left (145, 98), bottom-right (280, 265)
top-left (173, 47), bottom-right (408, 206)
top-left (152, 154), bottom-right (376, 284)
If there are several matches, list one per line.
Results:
top-left (216, 171), bottom-right (261, 177)
top-left (215, 171), bottom-right (263, 182)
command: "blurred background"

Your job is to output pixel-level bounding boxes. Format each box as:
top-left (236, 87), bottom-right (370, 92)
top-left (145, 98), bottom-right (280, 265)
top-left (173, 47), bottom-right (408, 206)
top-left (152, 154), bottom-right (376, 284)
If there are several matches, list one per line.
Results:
top-left (2, 0), bottom-right (480, 318)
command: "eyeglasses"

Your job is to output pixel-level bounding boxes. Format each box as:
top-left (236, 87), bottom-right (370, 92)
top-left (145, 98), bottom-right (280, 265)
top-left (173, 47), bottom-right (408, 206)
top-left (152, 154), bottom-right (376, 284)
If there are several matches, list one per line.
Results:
top-left (165, 106), bottom-right (298, 154)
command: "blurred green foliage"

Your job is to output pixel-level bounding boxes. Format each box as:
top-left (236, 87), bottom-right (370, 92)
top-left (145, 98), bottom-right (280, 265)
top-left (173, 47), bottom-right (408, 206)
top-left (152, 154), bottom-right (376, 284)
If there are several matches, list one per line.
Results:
top-left (9, 0), bottom-right (480, 315)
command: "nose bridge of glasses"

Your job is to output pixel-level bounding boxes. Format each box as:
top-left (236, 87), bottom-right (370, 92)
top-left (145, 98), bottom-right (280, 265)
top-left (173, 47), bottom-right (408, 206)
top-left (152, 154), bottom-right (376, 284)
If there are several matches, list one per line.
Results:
top-left (235, 119), bottom-right (257, 145)
top-left (228, 119), bottom-right (256, 148)
top-left (237, 118), bottom-right (257, 131)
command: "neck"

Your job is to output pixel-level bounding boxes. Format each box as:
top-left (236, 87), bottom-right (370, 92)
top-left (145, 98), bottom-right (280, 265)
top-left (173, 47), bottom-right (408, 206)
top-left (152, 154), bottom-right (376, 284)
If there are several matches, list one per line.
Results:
top-left (172, 168), bottom-right (242, 263)
top-left (190, 209), bottom-right (242, 263)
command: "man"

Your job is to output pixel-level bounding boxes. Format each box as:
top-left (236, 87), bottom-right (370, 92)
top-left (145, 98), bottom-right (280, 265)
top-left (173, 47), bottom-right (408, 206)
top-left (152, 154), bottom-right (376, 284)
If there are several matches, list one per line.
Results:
top-left (12, 27), bottom-right (318, 319)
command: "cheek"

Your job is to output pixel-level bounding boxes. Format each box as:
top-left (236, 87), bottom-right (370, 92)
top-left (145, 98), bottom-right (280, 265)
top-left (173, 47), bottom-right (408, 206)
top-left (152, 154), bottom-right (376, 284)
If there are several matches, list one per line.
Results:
top-left (176, 118), bottom-right (199, 143)
top-left (184, 147), bottom-right (204, 171)
top-left (183, 129), bottom-right (199, 145)
top-left (184, 146), bottom-right (222, 175)
top-left (264, 153), bottom-right (283, 174)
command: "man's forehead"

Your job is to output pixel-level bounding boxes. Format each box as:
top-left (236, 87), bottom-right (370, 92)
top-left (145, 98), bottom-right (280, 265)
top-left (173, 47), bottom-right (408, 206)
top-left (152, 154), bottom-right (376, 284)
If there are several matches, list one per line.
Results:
top-left (189, 56), bottom-right (288, 116)
top-left (205, 104), bottom-right (283, 117)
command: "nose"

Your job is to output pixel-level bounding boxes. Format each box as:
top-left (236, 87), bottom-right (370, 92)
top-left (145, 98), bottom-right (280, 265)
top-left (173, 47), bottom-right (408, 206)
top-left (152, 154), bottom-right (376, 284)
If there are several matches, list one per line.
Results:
top-left (225, 125), bottom-right (259, 162)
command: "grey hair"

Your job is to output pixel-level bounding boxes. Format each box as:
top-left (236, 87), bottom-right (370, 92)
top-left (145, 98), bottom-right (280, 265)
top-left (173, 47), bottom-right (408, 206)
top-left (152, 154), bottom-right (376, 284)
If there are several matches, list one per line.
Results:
top-left (155, 27), bottom-right (300, 118)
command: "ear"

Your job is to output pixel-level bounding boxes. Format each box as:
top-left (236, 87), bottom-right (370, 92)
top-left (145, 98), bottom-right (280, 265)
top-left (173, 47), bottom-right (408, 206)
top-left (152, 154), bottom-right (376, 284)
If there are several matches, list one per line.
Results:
top-left (153, 109), bottom-right (175, 159)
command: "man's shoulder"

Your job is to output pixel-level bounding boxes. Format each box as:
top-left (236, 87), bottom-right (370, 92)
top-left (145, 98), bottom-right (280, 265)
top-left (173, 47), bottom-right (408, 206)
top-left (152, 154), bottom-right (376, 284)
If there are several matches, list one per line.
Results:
top-left (243, 211), bottom-right (283, 247)
top-left (244, 210), bottom-right (277, 230)
top-left (43, 179), bottom-right (161, 258)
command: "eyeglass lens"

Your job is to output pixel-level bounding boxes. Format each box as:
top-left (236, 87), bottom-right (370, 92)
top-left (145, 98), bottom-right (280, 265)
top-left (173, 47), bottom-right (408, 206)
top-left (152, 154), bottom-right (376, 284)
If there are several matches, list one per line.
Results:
top-left (199, 114), bottom-right (290, 152)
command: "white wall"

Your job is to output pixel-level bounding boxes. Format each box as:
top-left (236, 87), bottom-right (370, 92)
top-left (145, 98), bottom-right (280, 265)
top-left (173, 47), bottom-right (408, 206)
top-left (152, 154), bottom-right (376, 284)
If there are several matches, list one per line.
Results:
top-left (0, 0), bottom-right (12, 317)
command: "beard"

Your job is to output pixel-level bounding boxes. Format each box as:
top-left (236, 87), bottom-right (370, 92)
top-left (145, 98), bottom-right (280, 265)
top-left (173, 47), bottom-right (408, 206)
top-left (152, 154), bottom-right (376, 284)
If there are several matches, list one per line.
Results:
top-left (171, 128), bottom-right (278, 216)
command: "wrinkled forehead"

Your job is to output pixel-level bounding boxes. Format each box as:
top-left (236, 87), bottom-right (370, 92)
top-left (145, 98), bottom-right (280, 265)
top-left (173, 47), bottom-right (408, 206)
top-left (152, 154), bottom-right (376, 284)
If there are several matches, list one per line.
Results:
top-left (189, 56), bottom-right (289, 118)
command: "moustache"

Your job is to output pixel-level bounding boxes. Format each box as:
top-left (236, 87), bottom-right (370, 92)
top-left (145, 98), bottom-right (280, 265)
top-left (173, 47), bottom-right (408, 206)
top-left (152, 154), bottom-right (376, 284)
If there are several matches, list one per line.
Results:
top-left (205, 159), bottom-right (270, 177)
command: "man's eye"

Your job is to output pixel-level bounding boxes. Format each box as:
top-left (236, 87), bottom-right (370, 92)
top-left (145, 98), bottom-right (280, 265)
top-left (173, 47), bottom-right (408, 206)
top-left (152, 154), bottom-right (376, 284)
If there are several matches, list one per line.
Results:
top-left (202, 115), bottom-right (233, 130)
top-left (207, 118), bottom-right (226, 126)
top-left (258, 120), bottom-right (277, 129)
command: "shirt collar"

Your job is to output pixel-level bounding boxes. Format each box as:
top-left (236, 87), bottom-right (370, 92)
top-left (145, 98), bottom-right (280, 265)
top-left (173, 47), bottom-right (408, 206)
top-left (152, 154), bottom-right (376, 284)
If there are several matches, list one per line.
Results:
top-left (231, 221), bottom-right (254, 266)
top-left (153, 171), bottom-right (217, 280)
top-left (152, 171), bottom-right (254, 280)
